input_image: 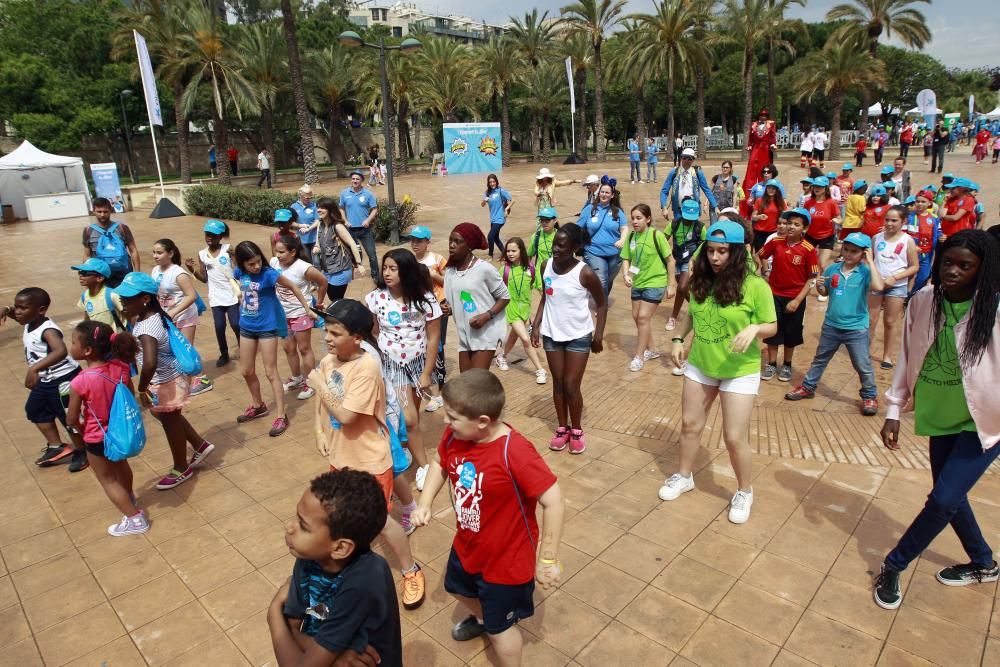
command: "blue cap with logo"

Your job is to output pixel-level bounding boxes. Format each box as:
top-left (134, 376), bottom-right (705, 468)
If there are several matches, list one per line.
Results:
top-left (408, 225), bottom-right (432, 240)
top-left (810, 176), bottom-right (830, 187)
top-left (764, 178), bottom-right (781, 189)
top-left (826, 172), bottom-right (837, 180)
top-left (114, 272), bottom-right (160, 297)
top-left (904, 195), bottom-right (917, 205)
top-left (880, 165), bottom-right (895, 176)
top-left (869, 184), bottom-right (887, 197)
top-left (842, 232), bottom-right (871, 249)
top-left (71, 258), bottom-right (111, 278)
top-left (852, 179), bottom-right (868, 192)
top-left (883, 180), bottom-right (896, 189)
top-left (537, 206), bottom-right (558, 219)
top-left (681, 199), bottom-right (701, 221)
top-left (203, 219), bottom-right (227, 235)
top-left (781, 207), bottom-right (812, 224)
top-left (842, 163), bottom-right (854, 171)
top-left (274, 208), bottom-right (294, 223)
top-left (706, 220), bottom-right (745, 244)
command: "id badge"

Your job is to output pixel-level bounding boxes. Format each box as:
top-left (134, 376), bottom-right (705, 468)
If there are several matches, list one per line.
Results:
top-left (628, 265), bottom-right (640, 275)
top-left (681, 249), bottom-right (691, 260)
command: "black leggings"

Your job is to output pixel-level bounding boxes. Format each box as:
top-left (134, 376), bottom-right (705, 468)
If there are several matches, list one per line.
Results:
top-left (327, 283), bottom-right (349, 302)
top-left (212, 304), bottom-right (240, 356)
top-left (487, 223), bottom-right (504, 258)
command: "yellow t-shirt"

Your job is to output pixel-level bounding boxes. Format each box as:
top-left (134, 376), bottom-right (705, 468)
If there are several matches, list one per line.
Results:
top-left (843, 194), bottom-right (866, 230)
top-left (314, 352), bottom-right (392, 475)
top-left (77, 286), bottom-right (125, 329)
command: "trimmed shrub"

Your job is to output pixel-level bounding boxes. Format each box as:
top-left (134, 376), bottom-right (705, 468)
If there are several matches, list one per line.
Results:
top-left (184, 185), bottom-right (418, 242)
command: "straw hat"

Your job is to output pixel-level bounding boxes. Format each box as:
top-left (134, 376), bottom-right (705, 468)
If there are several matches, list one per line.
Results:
top-left (535, 168), bottom-right (555, 181)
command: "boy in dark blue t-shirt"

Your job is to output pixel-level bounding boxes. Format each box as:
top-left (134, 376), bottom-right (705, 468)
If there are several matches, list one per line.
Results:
top-left (268, 470), bottom-right (402, 667)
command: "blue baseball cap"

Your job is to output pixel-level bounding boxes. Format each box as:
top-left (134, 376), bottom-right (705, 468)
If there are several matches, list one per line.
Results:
top-left (408, 225), bottom-right (431, 240)
top-left (969, 181), bottom-right (980, 191)
top-left (706, 220), bottom-right (745, 244)
top-left (880, 165), bottom-right (895, 176)
top-left (114, 272), bottom-right (159, 297)
top-left (680, 199), bottom-right (701, 221)
top-left (274, 208), bottom-right (293, 223)
top-left (71, 258), bottom-right (111, 278)
top-left (904, 195), bottom-right (917, 205)
top-left (537, 206), bottom-right (558, 219)
top-left (764, 178), bottom-right (781, 189)
top-left (781, 207), bottom-right (812, 224)
top-left (203, 219), bottom-right (227, 235)
top-left (852, 179), bottom-right (868, 192)
top-left (811, 176), bottom-right (830, 187)
top-left (842, 232), bottom-right (871, 249)
top-left (923, 184), bottom-right (938, 193)
top-left (799, 175), bottom-right (813, 184)
top-left (826, 172), bottom-right (837, 180)
top-left (883, 180), bottom-right (896, 189)
top-left (841, 163), bottom-right (854, 171)
top-left (869, 184), bottom-right (887, 197)
top-left (349, 168), bottom-right (365, 178)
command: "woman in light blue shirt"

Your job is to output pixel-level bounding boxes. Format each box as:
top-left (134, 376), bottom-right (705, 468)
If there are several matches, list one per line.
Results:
top-left (628, 135), bottom-right (642, 183)
top-left (575, 181), bottom-right (628, 296)
top-left (481, 173), bottom-right (513, 261)
top-left (646, 138), bottom-right (659, 183)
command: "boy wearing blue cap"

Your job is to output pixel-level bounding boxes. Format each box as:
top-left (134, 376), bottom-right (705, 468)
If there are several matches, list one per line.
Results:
top-left (73, 258), bottom-right (126, 330)
top-left (785, 233), bottom-right (884, 415)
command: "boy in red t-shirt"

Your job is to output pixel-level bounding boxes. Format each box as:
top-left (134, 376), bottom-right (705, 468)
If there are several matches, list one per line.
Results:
top-left (413, 369), bottom-right (564, 663)
top-left (757, 208), bottom-right (820, 382)
top-left (940, 178), bottom-right (977, 240)
top-left (855, 137), bottom-right (867, 167)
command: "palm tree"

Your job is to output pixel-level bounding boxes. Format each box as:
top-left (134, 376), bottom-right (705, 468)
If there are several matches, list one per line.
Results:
top-left (414, 37), bottom-right (480, 123)
top-left (508, 10), bottom-right (556, 161)
top-left (791, 41), bottom-right (887, 160)
top-left (561, 0), bottom-right (628, 161)
top-left (606, 25), bottom-right (651, 157)
top-left (279, 0), bottom-right (319, 184)
top-left (827, 0), bottom-right (931, 133)
top-left (560, 31), bottom-right (593, 159)
top-left (478, 37), bottom-right (521, 167)
top-left (235, 23), bottom-right (288, 164)
top-left (691, 0), bottom-right (718, 158)
top-left (176, 2), bottom-right (259, 186)
top-left (517, 62), bottom-right (567, 163)
top-left (304, 46), bottom-right (353, 177)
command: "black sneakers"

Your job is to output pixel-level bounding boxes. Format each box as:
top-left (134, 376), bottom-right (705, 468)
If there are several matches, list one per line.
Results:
top-left (873, 563), bottom-right (902, 610)
top-left (451, 615), bottom-right (486, 641)
top-left (936, 561), bottom-right (1000, 587)
top-left (68, 449), bottom-right (89, 473)
top-left (35, 444), bottom-right (73, 467)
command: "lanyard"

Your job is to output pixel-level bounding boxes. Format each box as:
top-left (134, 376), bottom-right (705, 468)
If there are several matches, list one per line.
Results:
top-left (630, 229), bottom-right (652, 266)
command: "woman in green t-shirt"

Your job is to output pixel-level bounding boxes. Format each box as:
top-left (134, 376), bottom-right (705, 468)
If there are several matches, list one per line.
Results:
top-left (622, 203), bottom-right (673, 372)
top-left (659, 220), bottom-right (777, 526)
top-left (495, 237), bottom-right (546, 384)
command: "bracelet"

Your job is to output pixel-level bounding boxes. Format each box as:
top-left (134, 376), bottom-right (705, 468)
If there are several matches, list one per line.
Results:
top-left (672, 337), bottom-right (685, 344)
top-left (539, 557), bottom-right (560, 565)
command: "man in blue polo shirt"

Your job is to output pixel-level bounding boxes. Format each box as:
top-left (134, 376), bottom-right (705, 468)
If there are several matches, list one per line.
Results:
top-left (291, 184), bottom-right (319, 265)
top-left (339, 170), bottom-right (379, 278)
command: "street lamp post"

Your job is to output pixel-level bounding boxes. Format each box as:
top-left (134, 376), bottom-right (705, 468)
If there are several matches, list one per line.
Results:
top-left (339, 30), bottom-right (422, 245)
top-left (119, 90), bottom-right (139, 184)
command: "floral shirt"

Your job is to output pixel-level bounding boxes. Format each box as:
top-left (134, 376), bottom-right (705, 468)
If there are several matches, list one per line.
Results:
top-left (364, 288), bottom-right (442, 365)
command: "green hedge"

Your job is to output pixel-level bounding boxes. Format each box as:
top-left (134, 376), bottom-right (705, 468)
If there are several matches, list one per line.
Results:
top-left (184, 184), bottom-right (418, 243)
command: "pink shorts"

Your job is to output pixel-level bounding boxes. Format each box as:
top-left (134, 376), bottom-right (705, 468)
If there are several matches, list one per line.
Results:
top-left (287, 315), bottom-right (313, 333)
top-left (148, 375), bottom-right (190, 413)
top-left (174, 313), bottom-right (199, 330)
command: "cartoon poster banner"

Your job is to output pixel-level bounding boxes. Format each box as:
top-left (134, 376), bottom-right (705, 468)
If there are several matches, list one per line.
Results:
top-left (90, 163), bottom-right (126, 213)
top-left (442, 122), bottom-right (502, 175)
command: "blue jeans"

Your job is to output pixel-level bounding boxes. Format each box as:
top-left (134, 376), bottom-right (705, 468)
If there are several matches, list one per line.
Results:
top-left (886, 431), bottom-right (1000, 571)
top-left (801, 324), bottom-right (876, 399)
top-left (630, 160), bottom-right (641, 181)
top-left (487, 223), bottom-right (504, 258)
top-left (583, 252), bottom-right (622, 297)
top-left (646, 161), bottom-right (657, 181)
top-left (349, 226), bottom-right (379, 278)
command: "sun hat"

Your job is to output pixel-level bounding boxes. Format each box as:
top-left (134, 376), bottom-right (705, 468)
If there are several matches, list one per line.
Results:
top-left (114, 272), bottom-right (159, 297)
top-left (842, 232), bottom-right (871, 249)
top-left (535, 168), bottom-right (555, 181)
top-left (680, 199), bottom-right (701, 221)
top-left (311, 298), bottom-right (373, 335)
top-left (582, 174), bottom-right (600, 186)
top-left (706, 220), bottom-right (745, 244)
top-left (537, 206), bottom-right (558, 219)
top-left (408, 225), bottom-right (431, 240)
top-left (203, 219), bottom-right (227, 235)
top-left (274, 208), bottom-right (294, 223)
top-left (781, 207), bottom-right (812, 225)
top-left (852, 179), bottom-right (868, 192)
top-left (71, 258), bottom-right (111, 278)
top-left (681, 147), bottom-right (696, 158)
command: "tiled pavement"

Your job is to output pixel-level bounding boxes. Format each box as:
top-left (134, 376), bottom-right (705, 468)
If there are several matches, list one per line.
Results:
top-left (1, 155), bottom-right (999, 665)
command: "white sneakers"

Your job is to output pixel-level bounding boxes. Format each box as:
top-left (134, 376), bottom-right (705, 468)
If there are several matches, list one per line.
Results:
top-left (630, 357), bottom-right (644, 372)
top-left (415, 464), bottom-right (430, 491)
top-left (495, 356), bottom-right (509, 371)
top-left (672, 363), bottom-right (686, 376)
top-left (728, 489), bottom-right (754, 524)
top-left (535, 369), bottom-right (547, 384)
top-left (424, 395), bottom-right (443, 412)
top-left (658, 473), bottom-right (754, 524)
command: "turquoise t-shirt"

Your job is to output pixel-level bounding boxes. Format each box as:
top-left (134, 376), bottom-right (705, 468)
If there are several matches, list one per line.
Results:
top-left (914, 299), bottom-right (977, 436)
top-left (620, 229), bottom-right (671, 289)
top-left (821, 262), bottom-right (871, 331)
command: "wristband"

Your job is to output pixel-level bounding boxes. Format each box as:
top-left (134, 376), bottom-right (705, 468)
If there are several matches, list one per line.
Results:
top-left (539, 557), bottom-right (560, 565)
top-left (671, 337), bottom-right (685, 344)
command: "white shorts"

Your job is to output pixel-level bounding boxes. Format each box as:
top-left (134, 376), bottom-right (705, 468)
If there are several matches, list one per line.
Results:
top-left (684, 362), bottom-right (760, 395)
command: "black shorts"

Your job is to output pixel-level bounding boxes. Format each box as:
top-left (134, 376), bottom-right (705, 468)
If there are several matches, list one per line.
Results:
top-left (763, 295), bottom-right (806, 347)
top-left (443, 548), bottom-right (535, 635)
top-left (85, 441), bottom-right (106, 457)
top-left (25, 369), bottom-right (79, 424)
top-left (805, 233), bottom-right (835, 250)
top-left (812, 148), bottom-right (826, 161)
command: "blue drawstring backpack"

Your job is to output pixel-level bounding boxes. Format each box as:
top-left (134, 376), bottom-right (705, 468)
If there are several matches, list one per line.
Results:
top-left (85, 371), bottom-right (146, 461)
top-left (165, 317), bottom-right (203, 375)
top-left (194, 291), bottom-right (207, 315)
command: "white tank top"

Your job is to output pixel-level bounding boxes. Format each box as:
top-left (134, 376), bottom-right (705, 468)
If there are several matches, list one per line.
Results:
top-left (270, 257), bottom-right (312, 318)
top-left (151, 264), bottom-right (199, 322)
top-left (540, 260), bottom-right (594, 342)
top-left (23, 320), bottom-right (80, 382)
top-left (199, 245), bottom-right (238, 307)
top-left (873, 232), bottom-right (911, 279)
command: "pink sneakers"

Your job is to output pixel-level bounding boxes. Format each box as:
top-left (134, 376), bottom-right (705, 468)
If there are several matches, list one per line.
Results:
top-left (569, 429), bottom-right (586, 455)
top-left (549, 427), bottom-right (569, 451)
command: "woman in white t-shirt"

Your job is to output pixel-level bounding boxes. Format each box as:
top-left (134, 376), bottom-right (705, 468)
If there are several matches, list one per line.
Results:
top-left (799, 126), bottom-right (814, 168)
top-left (270, 235), bottom-right (328, 400)
top-left (187, 220), bottom-right (239, 367)
top-left (151, 239), bottom-right (213, 395)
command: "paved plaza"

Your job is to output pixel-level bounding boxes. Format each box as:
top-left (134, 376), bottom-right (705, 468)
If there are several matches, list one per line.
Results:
top-left (0, 152), bottom-right (999, 665)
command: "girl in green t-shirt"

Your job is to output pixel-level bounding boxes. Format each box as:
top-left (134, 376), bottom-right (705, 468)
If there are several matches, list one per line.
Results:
top-left (660, 221), bottom-right (777, 526)
top-left (495, 238), bottom-right (546, 384)
top-left (621, 204), bottom-right (673, 371)
top-left (528, 210), bottom-right (559, 290)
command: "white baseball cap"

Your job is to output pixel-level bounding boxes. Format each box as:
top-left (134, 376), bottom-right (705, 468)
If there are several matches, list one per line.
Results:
top-left (582, 174), bottom-right (600, 185)
top-left (681, 147), bottom-right (696, 158)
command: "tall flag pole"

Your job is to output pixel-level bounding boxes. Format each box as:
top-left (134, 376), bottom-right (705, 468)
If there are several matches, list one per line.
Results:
top-left (565, 56), bottom-right (576, 156)
top-left (134, 30), bottom-right (166, 201)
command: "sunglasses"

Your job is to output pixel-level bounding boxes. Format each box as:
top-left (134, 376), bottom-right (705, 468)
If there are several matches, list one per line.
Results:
top-left (761, 170), bottom-right (772, 174)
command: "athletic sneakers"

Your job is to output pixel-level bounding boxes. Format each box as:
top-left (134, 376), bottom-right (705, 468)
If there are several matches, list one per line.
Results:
top-left (282, 376), bottom-right (304, 392)
top-left (215, 353), bottom-right (230, 367)
top-left (629, 357), bottom-right (644, 372)
top-left (935, 561), bottom-right (1000, 586)
top-left (424, 395), bottom-right (443, 412)
top-left (401, 564), bottom-right (426, 610)
top-left (414, 464), bottom-right (429, 491)
top-left (189, 441), bottom-right (215, 467)
top-left (862, 398), bottom-right (879, 416)
top-left (269, 416), bottom-right (290, 437)
top-left (671, 362), bottom-right (686, 376)
top-left (569, 429), bottom-right (586, 454)
top-left (658, 473), bottom-right (695, 501)
top-left (236, 404), bottom-right (269, 423)
top-left (643, 350), bottom-right (661, 361)
top-left (665, 317), bottom-right (677, 331)
top-left (189, 376), bottom-right (214, 396)
top-left (400, 511), bottom-right (417, 536)
top-left (495, 355), bottom-right (509, 371)
top-left (108, 511), bottom-right (149, 537)
top-left (452, 615), bottom-right (487, 641)
top-left (35, 444), bottom-right (73, 467)
top-left (761, 363), bottom-right (777, 381)
top-left (785, 386), bottom-right (815, 401)
top-left (535, 369), bottom-right (547, 384)
top-left (728, 488), bottom-right (754, 524)
top-left (68, 449), bottom-right (89, 473)
top-left (778, 365), bottom-right (793, 382)
top-left (297, 386), bottom-right (316, 400)
top-left (156, 467), bottom-right (194, 490)
top-left (873, 563), bottom-right (902, 609)
top-left (549, 427), bottom-right (570, 452)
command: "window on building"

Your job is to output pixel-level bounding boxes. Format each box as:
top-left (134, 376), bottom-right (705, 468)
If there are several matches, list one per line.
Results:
top-left (370, 9), bottom-right (380, 21)
top-left (392, 26), bottom-right (402, 37)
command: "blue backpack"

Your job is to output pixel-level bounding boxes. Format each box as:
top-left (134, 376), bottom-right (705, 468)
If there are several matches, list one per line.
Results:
top-left (85, 370), bottom-right (146, 461)
top-left (89, 223), bottom-right (131, 273)
top-left (165, 317), bottom-right (203, 375)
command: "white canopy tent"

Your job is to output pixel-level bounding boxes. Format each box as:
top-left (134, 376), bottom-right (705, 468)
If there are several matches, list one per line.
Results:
top-left (906, 106), bottom-right (944, 116)
top-left (865, 102), bottom-right (883, 117)
top-left (0, 141), bottom-right (91, 219)
top-left (985, 107), bottom-right (1000, 120)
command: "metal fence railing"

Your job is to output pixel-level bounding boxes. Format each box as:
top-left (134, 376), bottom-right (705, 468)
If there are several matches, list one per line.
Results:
top-left (653, 130), bottom-right (860, 152)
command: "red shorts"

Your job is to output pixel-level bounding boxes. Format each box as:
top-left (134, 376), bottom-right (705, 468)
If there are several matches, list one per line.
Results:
top-left (329, 465), bottom-right (394, 511)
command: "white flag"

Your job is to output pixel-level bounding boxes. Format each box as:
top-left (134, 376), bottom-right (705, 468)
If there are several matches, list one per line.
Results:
top-left (565, 57), bottom-right (576, 114)
top-left (134, 30), bottom-right (163, 126)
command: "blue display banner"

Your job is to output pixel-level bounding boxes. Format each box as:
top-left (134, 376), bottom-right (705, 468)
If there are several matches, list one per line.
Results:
top-left (442, 122), bottom-right (502, 175)
top-left (90, 162), bottom-right (125, 213)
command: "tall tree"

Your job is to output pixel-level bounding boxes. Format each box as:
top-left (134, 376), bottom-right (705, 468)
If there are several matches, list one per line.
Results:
top-left (561, 0), bottom-right (628, 160)
top-left (508, 10), bottom-right (556, 161)
top-left (826, 0), bottom-right (931, 133)
top-left (235, 22), bottom-right (288, 164)
top-left (304, 46), bottom-right (352, 177)
top-left (414, 37), bottom-right (480, 123)
top-left (280, 0), bottom-right (318, 184)
top-left (479, 37), bottom-right (521, 167)
top-left (517, 62), bottom-right (567, 163)
top-left (606, 24), bottom-right (652, 158)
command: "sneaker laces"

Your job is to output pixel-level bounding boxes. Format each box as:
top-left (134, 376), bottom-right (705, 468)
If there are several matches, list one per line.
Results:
top-left (242, 405), bottom-right (258, 417)
top-left (402, 566), bottom-right (422, 595)
top-left (666, 473), bottom-right (688, 488)
top-left (731, 490), bottom-right (752, 511)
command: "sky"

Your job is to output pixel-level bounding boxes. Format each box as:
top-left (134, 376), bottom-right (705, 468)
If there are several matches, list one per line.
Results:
top-left (409, 0), bottom-right (997, 68)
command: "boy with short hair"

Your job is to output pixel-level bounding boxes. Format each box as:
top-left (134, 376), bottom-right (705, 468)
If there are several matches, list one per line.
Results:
top-left (413, 369), bottom-right (565, 667)
top-left (268, 469), bottom-right (402, 667)
top-left (785, 233), bottom-right (885, 415)
top-left (72, 258), bottom-right (126, 330)
top-left (758, 208), bottom-right (820, 382)
top-left (0, 288), bottom-right (86, 471)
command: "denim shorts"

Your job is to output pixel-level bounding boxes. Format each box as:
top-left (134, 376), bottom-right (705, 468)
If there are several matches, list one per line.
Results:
top-left (240, 329), bottom-right (279, 340)
top-left (674, 260), bottom-right (691, 275)
top-left (542, 333), bottom-right (593, 353)
top-left (872, 282), bottom-right (908, 298)
top-left (631, 286), bottom-right (666, 303)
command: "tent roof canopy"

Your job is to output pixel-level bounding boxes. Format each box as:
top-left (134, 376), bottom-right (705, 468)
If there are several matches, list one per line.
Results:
top-left (985, 107), bottom-right (1000, 120)
top-left (0, 140), bottom-right (83, 170)
top-left (905, 106), bottom-right (944, 115)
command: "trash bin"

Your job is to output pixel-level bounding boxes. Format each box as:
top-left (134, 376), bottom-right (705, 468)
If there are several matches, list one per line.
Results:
top-left (1, 204), bottom-right (13, 224)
